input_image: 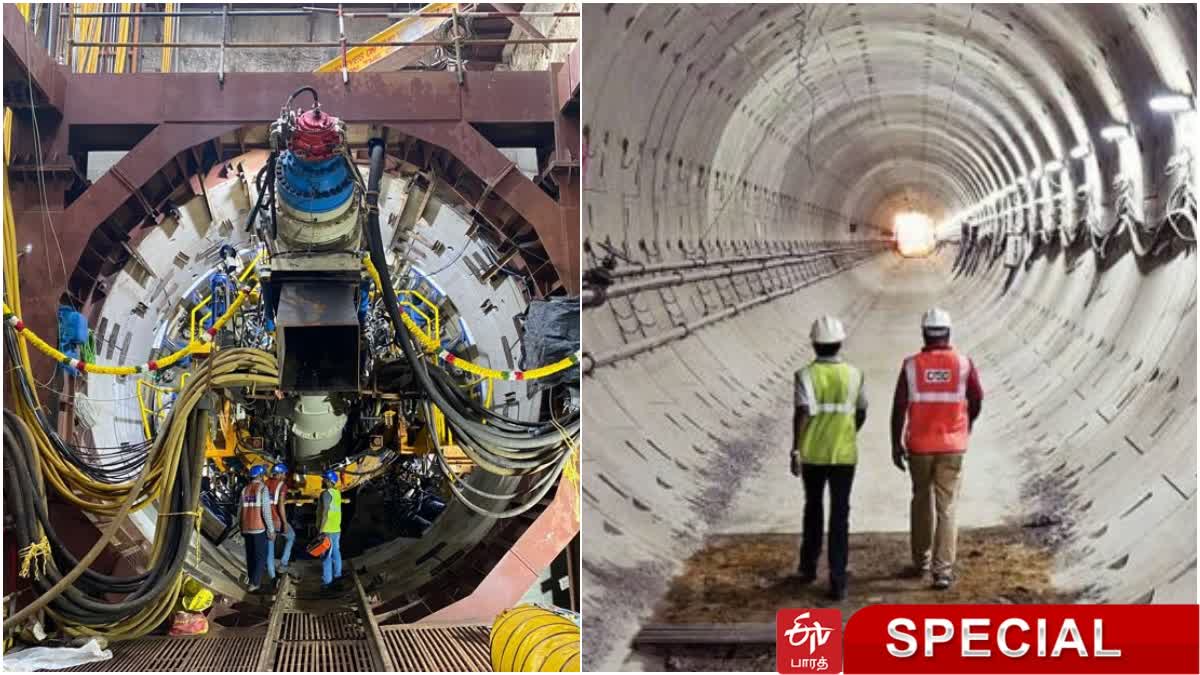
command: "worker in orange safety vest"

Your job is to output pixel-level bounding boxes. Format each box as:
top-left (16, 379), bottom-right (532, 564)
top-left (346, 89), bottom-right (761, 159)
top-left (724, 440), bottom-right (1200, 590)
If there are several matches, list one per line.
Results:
top-left (240, 465), bottom-right (276, 593)
top-left (890, 307), bottom-right (983, 590)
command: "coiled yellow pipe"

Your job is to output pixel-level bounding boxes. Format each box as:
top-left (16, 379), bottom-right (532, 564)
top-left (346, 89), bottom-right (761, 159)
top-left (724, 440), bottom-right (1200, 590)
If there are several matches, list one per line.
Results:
top-left (490, 605), bottom-right (581, 672)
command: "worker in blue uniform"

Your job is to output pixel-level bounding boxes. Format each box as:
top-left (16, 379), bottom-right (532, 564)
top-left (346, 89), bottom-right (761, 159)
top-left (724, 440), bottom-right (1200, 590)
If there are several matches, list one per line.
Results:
top-left (57, 293), bottom-right (89, 376)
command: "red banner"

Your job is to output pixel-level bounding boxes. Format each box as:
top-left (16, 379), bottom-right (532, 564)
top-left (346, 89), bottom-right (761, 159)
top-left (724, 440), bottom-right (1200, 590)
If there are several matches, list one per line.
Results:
top-left (841, 604), bottom-right (1200, 674)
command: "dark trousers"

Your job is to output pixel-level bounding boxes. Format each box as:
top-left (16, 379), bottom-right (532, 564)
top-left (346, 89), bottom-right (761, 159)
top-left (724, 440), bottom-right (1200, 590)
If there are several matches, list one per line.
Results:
top-left (243, 532), bottom-right (268, 588)
top-left (799, 463), bottom-right (856, 590)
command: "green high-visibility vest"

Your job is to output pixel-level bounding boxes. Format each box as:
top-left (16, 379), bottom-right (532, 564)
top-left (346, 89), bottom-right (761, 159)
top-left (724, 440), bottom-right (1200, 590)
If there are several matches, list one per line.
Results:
top-left (796, 361), bottom-right (862, 465)
top-left (320, 488), bottom-right (342, 533)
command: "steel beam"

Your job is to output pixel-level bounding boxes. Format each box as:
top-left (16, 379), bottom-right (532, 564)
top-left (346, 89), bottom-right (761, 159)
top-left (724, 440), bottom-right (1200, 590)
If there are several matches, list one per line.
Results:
top-left (62, 70), bottom-right (559, 128)
top-left (10, 59), bottom-right (577, 353)
top-left (11, 123), bottom-right (234, 366)
top-left (557, 41), bottom-right (581, 114)
top-left (2, 4), bottom-right (67, 114)
top-left (420, 472), bottom-right (579, 623)
top-left (393, 120), bottom-right (578, 293)
top-left (492, 3), bottom-right (551, 43)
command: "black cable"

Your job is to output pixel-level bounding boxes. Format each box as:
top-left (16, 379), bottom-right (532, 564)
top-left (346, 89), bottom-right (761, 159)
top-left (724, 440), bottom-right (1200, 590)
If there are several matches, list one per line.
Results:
top-left (361, 139), bottom-right (578, 454)
top-left (284, 86), bottom-right (318, 111)
top-left (3, 408), bottom-right (200, 625)
top-left (4, 328), bottom-right (151, 483)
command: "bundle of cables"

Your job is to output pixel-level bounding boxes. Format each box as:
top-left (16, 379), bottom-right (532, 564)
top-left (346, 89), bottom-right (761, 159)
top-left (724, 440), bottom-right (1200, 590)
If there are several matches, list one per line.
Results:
top-left (360, 139), bottom-right (579, 519)
top-left (5, 330), bottom-right (152, 485)
top-left (2, 348), bottom-right (280, 639)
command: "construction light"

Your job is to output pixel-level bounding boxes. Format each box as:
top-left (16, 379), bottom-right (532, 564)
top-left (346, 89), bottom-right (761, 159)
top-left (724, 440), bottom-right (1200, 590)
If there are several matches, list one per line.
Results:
top-left (1043, 160), bottom-right (1063, 173)
top-left (895, 211), bottom-right (935, 257)
top-left (1100, 124), bottom-right (1131, 142)
top-left (1069, 144), bottom-right (1091, 160)
top-left (1149, 94), bottom-right (1195, 113)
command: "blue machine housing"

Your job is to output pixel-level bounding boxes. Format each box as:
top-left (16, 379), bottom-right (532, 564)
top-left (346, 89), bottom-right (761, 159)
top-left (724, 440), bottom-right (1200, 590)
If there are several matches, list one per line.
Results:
top-left (277, 152), bottom-right (356, 215)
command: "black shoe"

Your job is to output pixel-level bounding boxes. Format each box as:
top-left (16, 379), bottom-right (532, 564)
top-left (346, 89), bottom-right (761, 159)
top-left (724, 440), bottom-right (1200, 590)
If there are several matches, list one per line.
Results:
top-left (319, 584), bottom-right (338, 597)
top-left (900, 564), bottom-right (930, 579)
top-left (932, 574), bottom-right (953, 590)
top-left (795, 570), bottom-right (817, 585)
top-left (827, 585), bottom-right (848, 602)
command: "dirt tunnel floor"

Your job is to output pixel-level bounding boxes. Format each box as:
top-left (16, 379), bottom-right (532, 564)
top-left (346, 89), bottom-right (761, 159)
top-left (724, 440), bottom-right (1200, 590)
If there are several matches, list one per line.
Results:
top-left (653, 526), bottom-right (1078, 624)
top-left (631, 526), bottom-right (1080, 671)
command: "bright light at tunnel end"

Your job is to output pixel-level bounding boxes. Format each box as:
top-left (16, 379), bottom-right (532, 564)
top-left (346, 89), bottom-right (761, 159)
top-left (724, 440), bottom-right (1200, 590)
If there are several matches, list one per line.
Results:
top-left (894, 212), bottom-right (936, 258)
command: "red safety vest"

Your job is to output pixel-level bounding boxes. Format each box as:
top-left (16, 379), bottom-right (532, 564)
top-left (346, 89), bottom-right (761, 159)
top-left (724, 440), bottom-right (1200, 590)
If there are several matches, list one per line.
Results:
top-left (240, 480), bottom-right (265, 532)
top-left (903, 348), bottom-right (972, 453)
top-left (265, 477), bottom-right (287, 530)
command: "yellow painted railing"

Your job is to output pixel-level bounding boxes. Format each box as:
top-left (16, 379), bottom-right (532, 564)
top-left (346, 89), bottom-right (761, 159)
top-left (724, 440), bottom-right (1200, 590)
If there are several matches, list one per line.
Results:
top-left (397, 289), bottom-right (441, 343)
top-left (135, 379), bottom-right (177, 441)
top-left (188, 250), bottom-right (264, 345)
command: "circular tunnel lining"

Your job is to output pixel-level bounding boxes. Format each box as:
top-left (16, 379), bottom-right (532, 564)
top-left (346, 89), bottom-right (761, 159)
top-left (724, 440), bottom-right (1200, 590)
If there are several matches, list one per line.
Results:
top-left (81, 145), bottom-right (562, 619)
top-left (581, 4), bottom-right (1195, 669)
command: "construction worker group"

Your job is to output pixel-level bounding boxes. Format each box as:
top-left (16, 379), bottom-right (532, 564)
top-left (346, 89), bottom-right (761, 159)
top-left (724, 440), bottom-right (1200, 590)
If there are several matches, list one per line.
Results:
top-left (240, 465), bottom-right (346, 595)
top-left (792, 307), bottom-right (982, 600)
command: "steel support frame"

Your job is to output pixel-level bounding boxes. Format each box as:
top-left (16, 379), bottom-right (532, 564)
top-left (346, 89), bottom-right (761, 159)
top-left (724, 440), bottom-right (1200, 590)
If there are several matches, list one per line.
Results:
top-left (4, 15), bottom-right (579, 632)
top-left (3, 4), bottom-right (66, 115)
top-left (5, 29), bottom-right (579, 360)
top-left (419, 469), bottom-right (579, 624)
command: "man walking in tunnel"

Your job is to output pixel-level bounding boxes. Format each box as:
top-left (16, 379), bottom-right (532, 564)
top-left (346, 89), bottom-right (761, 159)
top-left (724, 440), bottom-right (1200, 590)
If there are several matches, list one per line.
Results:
top-left (890, 308), bottom-right (983, 590)
top-left (791, 315), bottom-right (868, 601)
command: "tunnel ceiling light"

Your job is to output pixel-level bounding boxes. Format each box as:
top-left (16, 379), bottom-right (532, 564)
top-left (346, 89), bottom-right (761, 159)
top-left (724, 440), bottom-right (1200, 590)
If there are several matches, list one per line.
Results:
top-left (1030, 167), bottom-right (1043, 181)
top-left (1149, 94), bottom-right (1195, 113)
top-left (1100, 124), bottom-right (1131, 142)
top-left (1043, 160), bottom-right (1063, 173)
top-left (1069, 144), bottom-right (1091, 160)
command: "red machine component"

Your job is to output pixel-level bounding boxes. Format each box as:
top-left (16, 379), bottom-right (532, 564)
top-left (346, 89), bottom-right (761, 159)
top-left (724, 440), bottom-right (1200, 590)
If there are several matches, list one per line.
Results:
top-left (288, 109), bottom-right (343, 161)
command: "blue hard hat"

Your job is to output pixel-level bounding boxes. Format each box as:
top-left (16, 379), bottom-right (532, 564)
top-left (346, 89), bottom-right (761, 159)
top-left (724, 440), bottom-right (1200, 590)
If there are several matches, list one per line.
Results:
top-left (271, 462), bottom-right (287, 475)
top-left (249, 465), bottom-right (266, 478)
top-left (322, 470), bottom-right (338, 484)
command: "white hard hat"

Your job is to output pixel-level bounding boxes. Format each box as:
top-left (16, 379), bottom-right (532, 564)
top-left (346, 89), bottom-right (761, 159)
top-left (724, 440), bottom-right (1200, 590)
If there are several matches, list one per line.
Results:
top-left (810, 315), bottom-right (846, 344)
top-left (922, 307), bottom-right (952, 333)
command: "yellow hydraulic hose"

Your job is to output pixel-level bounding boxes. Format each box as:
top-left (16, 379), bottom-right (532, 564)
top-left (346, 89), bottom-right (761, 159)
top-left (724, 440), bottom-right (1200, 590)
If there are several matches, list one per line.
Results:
top-left (3, 109), bottom-right (37, 400)
top-left (4, 141), bottom-right (262, 514)
top-left (5, 349), bottom-right (280, 639)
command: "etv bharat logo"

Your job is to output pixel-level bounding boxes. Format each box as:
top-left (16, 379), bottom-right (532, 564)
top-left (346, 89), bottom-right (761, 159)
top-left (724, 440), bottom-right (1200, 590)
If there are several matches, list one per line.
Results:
top-left (777, 609), bottom-right (843, 674)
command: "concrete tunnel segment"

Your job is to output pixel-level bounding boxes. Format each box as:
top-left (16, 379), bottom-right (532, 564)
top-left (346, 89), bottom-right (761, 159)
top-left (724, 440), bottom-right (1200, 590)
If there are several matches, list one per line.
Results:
top-left (580, 4), bottom-right (1196, 669)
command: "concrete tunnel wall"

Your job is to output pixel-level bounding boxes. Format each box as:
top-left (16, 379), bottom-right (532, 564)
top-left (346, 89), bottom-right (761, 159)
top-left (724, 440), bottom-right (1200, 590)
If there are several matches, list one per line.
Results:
top-left (580, 4), bottom-right (1196, 669)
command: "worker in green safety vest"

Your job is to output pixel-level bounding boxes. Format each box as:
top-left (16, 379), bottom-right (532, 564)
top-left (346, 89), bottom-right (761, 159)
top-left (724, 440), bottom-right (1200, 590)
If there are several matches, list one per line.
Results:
top-left (791, 315), bottom-right (868, 601)
top-left (315, 470), bottom-right (343, 593)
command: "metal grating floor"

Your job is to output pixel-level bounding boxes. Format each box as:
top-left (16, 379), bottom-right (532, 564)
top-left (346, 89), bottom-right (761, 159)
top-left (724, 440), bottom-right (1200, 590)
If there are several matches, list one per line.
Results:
top-left (381, 624), bottom-right (492, 672)
top-left (280, 610), bottom-right (366, 641)
top-left (44, 622), bottom-right (493, 672)
top-left (54, 630), bottom-right (265, 672)
top-left (273, 640), bottom-right (374, 672)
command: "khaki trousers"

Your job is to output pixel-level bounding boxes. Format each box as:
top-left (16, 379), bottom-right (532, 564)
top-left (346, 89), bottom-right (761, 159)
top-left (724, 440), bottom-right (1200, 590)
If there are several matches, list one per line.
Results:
top-left (908, 453), bottom-right (964, 576)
